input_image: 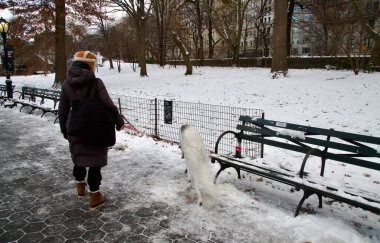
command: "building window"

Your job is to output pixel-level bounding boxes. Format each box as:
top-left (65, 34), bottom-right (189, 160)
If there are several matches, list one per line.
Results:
top-left (294, 5), bottom-right (301, 14)
top-left (348, 39), bottom-right (356, 49)
top-left (364, 37), bottom-right (373, 48)
top-left (348, 8), bottom-right (354, 17)
top-left (304, 14), bottom-right (312, 21)
top-left (302, 47), bottom-right (310, 54)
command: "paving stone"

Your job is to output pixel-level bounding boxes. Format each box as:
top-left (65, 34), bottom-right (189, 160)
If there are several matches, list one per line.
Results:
top-left (42, 224), bottom-right (66, 236)
top-left (173, 238), bottom-right (196, 243)
top-left (119, 214), bottom-right (141, 225)
top-left (151, 202), bottom-right (169, 210)
top-left (64, 238), bottom-right (86, 243)
top-left (81, 211), bottom-right (103, 219)
top-left (0, 210), bottom-right (13, 218)
top-left (64, 209), bottom-right (85, 219)
top-left (159, 219), bottom-right (171, 229)
top-left (17, 232), bottom-right (45, 243)
top-left (23, 221), bottom-right (47, 233)
top-left (103, 231), bottom-right (130, 242)
top-left (39, 235), bottom-right (65, 243)
top-left (81, 218), bottom-right (105, 230)
top-left (0, 218), bottom-right (10, 227)
top-left (100, 212), bottom-right (121, 222)
top-left (8, 211), bottom-right (32, 221)
top-left (135, 207), bottom-right (155, 217)
top-left (82, 229), bottom-right (106, 241)
top-left (127, 234), bottom-right (150, 243)
top-left (149, 235), bottom-right (173, 243)
top-left (125, 224), bottom-right (145, 235)
top-left (139, 216), bottom-right (160, 228)
top-left (63, 217), bottom-right (85, 228)
top-left (12, 203), bottom-right (35, 212)
top-left (45, 215), bottom-right (68, 225)
top-left (101, 204), bottom-right (119, 213)
top-left (63, 201), bottom-right (84, 210)
top-left (0, 229), bottom-right (25, 242)
top-left (101, 221), bottom-right (124, 233)
top-left (143, 224), bottom-right (163, 235)
top-left (61, 227), bottom-right (86, 239)
top-left (3, 219), bottom-right (28, 231)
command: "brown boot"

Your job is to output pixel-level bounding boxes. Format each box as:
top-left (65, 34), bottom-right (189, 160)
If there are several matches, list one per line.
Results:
top-left (76, 181), bottom-right (86, 199)
top-left (89, 191), bottom-right (107, 211)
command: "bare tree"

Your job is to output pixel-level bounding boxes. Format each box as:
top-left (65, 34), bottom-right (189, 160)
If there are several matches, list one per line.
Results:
top-left (87, 1), bottom-right (116, 70)
top-left (109, 0), bottom-right (152, 77)
top-left (151, 0), bottom-right (178, 66)
top-left (203, 0), bottom-right (251, 66)
top-left (170, 0), bottom-right (194, 75)
top-left (54, 0), bottom-right (66, 85)
top-left (350, 0), bottom-right (380, 70)
top-left (271, 0), bottom-right (288, 77)
top-left (251, 0), bottom-right (273, 57)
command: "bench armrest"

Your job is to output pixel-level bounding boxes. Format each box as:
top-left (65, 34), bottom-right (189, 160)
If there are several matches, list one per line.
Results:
top-left (212, 130), bottom-right (239, 163)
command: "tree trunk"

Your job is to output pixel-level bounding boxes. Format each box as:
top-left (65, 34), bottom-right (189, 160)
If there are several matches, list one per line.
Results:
top-left (271, 0), bottom-right (288, 77)
top-left (349, 0), bottom-right (380, 70)
top-left (139, 0), bottom-right (148, 76)
top-left (287, 0), bottom-right (295, 57)
top-left (172, 32), bottom-right (192, 75)
top-left (207, 13), bottom-right (214, 59)
top-left (195, 0), bottom-right (204, 65)
top-left (109, 59), bottom-right (114, 69)
top-left (54, 0), bottom-right (66, 86)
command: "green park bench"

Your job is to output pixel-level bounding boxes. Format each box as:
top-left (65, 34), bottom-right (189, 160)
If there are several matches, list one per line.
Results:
top-left (210, 116), bottom-right (380, 217)
top-left (10, 86), bottom-right (60, 123)
top-left (0, 84), bottom-right (15, 105)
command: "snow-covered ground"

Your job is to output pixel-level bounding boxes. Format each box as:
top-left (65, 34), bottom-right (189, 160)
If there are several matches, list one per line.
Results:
top-left (3, 63), bottom-right (380, 242)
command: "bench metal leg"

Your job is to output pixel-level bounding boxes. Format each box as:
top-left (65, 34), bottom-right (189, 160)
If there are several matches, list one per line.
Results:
top-left (295, 190), bottom-right (314, 217)
top-left (318, 194), bottom-right (323, 208)
top-left (214, 165), bottom-right (226, 184)
top-left (29, 107), bottom-right (38, 114)
top-left (214, 164), bottom-right (241, 184)
top-left (41, 110), bottom-right (53, 118)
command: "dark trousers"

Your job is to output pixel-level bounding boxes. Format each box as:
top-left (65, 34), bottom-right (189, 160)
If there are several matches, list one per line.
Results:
top-left (73, 165), bottom-right (102, 192)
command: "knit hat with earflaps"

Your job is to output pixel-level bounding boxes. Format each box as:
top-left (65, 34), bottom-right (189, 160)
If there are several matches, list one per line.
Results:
top-left (73, 51), bottom-right (97, 72)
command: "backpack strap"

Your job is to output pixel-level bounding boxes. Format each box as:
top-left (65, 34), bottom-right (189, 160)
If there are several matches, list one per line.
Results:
top-left (88, 78), bottom-right (99, 100)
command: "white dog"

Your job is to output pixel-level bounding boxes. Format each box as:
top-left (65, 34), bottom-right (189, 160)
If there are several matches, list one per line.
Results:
top-left (180, 124), bottom-right (217, 206)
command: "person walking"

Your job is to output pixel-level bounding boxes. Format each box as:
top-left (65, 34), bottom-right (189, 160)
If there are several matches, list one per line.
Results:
top-left (58, 51), bottom-right (124, 211)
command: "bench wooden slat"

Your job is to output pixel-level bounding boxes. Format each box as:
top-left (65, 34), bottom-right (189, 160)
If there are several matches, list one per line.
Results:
top-left (240, 116), bottom-right (380, 145)
top-left (237, 124), bottom-right (380, 157)
top-left (240, 134), bottom-right (380, 171)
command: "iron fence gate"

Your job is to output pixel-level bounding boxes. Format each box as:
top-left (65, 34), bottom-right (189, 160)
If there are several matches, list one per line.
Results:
top-left (111, 94), bottom-right (264, 158)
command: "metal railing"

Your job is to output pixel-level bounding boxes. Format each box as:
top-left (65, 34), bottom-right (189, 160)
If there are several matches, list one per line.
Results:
top-left (111, 94), bottom-right (264, 158)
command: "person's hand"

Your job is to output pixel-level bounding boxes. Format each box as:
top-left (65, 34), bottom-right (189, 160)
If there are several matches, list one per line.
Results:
top-left (116, 124), bottom-right (125, 131)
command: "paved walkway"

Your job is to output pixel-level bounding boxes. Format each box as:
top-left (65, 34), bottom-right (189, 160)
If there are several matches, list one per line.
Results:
top-left (0, 109), bottom-right (214, 243)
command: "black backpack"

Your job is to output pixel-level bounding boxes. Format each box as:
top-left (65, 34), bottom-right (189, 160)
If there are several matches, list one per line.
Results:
top-left (67, 79), bottom-right (116, 146)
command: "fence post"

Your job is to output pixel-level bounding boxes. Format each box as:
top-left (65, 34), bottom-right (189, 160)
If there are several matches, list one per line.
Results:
top-left (261, 112), bottom-right (265, 158)
top-left (154, 98), bottom-right (158, 138)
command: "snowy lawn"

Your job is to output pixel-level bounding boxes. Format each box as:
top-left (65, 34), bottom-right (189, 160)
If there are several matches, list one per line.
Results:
top-left (4, 63), bottom-right (380, 242)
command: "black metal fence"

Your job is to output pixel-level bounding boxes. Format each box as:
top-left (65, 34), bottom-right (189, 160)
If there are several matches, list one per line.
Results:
top-left (111, 94), bottom-right (265, 159)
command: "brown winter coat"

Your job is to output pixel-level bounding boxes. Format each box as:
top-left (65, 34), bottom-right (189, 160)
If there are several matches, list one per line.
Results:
top-left (58, 66), bottom-right (124, 167)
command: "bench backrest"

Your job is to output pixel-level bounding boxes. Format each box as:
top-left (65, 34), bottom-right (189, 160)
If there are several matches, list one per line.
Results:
top-left (237, 116), bottom-right (380, 171)
top-left (21, 86), bottom-right (60, 107)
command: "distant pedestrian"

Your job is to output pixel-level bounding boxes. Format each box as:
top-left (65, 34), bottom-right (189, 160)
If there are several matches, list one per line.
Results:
top-left (58, 51), bottom-right (124, 211)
